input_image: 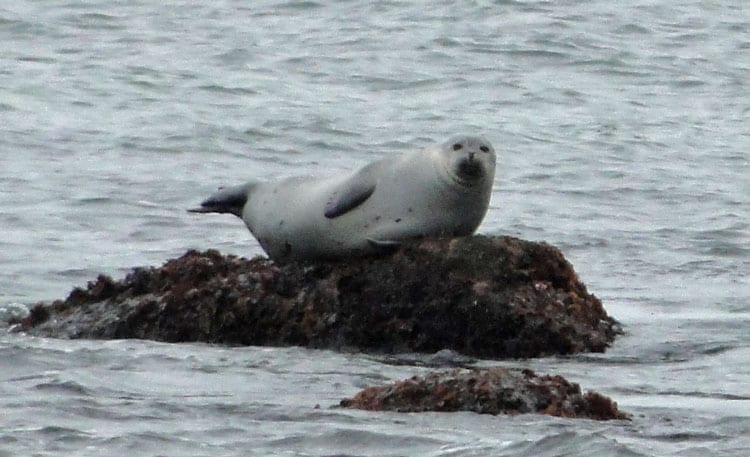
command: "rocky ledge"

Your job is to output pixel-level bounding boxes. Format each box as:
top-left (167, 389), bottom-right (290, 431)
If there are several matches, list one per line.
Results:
top-left (12, 235), bottom-right (618, 359)
top-left (341, 367), bottom-right (629, 421)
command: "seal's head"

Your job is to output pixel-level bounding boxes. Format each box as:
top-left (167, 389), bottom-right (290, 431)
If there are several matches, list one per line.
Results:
top-left (439, 135), bottom-right (496, 187)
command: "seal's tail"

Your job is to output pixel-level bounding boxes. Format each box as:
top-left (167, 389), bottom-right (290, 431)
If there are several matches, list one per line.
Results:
top-left (188, 182), bottom-right (257, 218)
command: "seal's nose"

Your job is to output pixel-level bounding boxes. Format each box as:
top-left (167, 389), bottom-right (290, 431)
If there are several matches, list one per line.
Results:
top-left (469, 152), bottom-right (475, 161)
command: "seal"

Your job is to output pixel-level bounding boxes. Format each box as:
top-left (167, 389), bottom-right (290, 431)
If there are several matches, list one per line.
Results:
top-left (190, 135), bottom-right (496, 261)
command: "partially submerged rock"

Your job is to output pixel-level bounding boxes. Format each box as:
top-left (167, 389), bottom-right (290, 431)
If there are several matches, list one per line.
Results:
top-left (13, 235), bottom-right (618, 358)
top-left (340, 367), bottom-right (629, 421)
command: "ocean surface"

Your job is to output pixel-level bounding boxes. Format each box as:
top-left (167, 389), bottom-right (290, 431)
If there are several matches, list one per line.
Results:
top-left (1, 0), bottom-right (749, 455)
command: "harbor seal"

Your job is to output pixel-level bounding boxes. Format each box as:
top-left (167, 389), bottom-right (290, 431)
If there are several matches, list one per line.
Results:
top-left (190, 135), bottom-right (496, 261)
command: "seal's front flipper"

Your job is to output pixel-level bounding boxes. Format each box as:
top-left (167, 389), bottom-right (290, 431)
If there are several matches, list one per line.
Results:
top-left (188, 182), bottom-right (256, 217)
top-left (366, 238), bottom-right (402, 255)
top-left (324, 162), bottom-right (380, 219)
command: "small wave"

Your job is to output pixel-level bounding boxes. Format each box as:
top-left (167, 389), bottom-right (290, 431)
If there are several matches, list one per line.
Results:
top-left (0, 302), bottom-right (29, 323)
top-left (215, 48), bottom-right (253, 66)
top-left (349, 74), bottom-right (442, 91)
top-left (372, 349), bottom-right (476, 368)
top-left (243, 127), bottom-right (283, 139)
top-left (0, 17), bottom-right (51, 36)
top-left (197, 84), bottom-right (258, 96)
top-left (16, 55), bottom-right (55, 64)
top-left (672, 78), bottom-right (707, 88)
top-left (661, 391), bottom-right (750, 401)
top-left (467, 46), bottom-right (569, 62)
top-left (501, 49), bottom-right (570, 60)
top-left (432, 37), bottom-right (463, 48)
top-left (614, 23), bottom-right (652, 35)
top-left (647, 430), bottom-right (725, 443)
top-left (34, 380), bottom-right (94, 396)
top-left (62, 12), bottom-right (124, 31)
top-left (73, 196), bottom-right (114, 206)
top-left (504, 431), bottom-right (644, 457)
top-left (37, 425), bottom-right (92, 441)
top-left (267, 428), bottom-right (444, 451)
top-left (276, 0), bottom-right (324, 10)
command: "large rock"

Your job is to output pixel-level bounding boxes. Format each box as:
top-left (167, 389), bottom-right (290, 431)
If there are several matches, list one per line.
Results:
top-left (13, 235), bottom-right (619, 358)
top-left (340, 367), bottom-right (629, 421)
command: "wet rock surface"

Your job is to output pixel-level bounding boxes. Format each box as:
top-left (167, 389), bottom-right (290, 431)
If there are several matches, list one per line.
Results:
top-left (13, 235), bottom-right (619, 359)
top-left (340, 367), bottom-right (629, 421)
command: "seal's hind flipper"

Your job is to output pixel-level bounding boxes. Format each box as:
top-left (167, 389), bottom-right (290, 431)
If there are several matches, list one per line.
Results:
top-left (324, 162), bottom-right (381, 219)
top-left (188, 182), bottom-right (256, 217)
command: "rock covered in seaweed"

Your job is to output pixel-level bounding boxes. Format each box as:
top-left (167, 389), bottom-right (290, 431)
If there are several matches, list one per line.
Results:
top-left (340, 367), bottom-right (629, 421)
top-left (12, 235), bottom-right (619, 358)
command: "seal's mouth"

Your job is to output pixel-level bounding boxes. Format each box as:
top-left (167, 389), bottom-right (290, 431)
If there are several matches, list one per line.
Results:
top-left (456, 155), bottom-right (484, 180)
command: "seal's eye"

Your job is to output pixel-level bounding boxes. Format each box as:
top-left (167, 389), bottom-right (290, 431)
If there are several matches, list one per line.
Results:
top-left (480, 145), bottom-right (490, 153)
top-left (452, 143), bottom-right (463, 151)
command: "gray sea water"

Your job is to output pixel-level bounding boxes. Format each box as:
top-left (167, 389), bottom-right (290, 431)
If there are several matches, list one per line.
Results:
top-left (1, 0), bottom-right (749, 455)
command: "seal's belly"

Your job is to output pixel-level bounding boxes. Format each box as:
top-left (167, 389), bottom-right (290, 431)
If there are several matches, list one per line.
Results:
top-left (242, 177), bottom-right (371, 259)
